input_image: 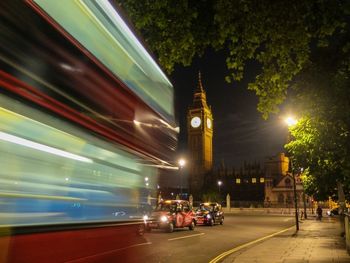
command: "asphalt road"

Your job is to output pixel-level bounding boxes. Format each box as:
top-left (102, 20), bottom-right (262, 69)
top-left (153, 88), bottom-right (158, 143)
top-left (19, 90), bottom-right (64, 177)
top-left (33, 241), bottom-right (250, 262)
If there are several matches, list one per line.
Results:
top-left (119, 214), bottom-right (295, 263)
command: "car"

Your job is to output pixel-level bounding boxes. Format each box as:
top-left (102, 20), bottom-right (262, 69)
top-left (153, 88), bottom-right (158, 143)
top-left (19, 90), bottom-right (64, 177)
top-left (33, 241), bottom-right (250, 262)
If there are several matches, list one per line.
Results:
top-left (146, 200), bottom-right (196, 233)
top-left (195, 202), bottom-right (224, 226)
top-left (327, 207), bottom-right (339, 216)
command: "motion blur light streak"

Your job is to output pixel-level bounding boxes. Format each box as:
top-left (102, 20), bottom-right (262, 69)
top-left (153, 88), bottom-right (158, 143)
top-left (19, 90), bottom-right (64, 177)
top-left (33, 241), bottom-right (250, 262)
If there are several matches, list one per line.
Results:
top-left (91, 0), bottom-right (173, 86)
top-left (133, 120), bottom-right (141, 126)
top-left (32, 0), bottom-right (175, 121)
top-left (0, 131), bottom-right (93, 163)
top-left (0, 192), bottom-right (86, 202)
top-left (0, 0), bottom-right (176, 261)
top-left (143, 164), bottom-right (179, 170)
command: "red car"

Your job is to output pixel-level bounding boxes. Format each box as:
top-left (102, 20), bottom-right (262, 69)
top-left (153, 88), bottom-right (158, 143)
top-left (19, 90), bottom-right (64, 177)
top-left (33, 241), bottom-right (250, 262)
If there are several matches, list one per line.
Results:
top-left (146, 200), bottom-right (196, 232)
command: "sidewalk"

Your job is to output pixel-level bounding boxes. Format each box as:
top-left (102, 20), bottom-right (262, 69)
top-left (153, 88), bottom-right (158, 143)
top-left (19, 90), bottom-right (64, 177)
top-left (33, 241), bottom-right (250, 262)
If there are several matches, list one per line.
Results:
top-left (222, 216), bottom-right (350, 263)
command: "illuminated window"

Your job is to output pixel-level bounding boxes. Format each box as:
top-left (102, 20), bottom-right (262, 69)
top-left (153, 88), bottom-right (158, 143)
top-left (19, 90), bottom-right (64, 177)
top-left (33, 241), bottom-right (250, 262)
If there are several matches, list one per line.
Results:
top-left (260, 178), bottom-right (265, 183)
top-left (236, 178), bottom-right (241, 184)
top-left (252, 178), bottom-right (257, 183)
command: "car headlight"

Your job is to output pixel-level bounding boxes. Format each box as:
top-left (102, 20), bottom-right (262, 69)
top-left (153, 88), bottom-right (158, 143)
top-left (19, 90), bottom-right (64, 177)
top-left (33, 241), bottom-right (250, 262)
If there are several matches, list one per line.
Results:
top-left (160, 215), bottom-right (168, 222)
top-left (206, 214), bottom-right (211, 219)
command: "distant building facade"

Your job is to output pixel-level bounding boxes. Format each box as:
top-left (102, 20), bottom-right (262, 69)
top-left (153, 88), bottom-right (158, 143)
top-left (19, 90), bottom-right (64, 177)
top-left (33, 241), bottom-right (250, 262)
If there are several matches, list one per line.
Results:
top-left (264, 153), bottom-right (307, 207)
top-left (212, 153), bottom-right (308, 207)
top-left (216, 162), bottom-right (265, 203)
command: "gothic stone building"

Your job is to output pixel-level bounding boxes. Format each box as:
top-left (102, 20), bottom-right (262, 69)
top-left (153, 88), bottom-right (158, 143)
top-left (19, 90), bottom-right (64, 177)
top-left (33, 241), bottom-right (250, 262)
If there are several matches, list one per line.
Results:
top-left (216, 161), bottom-right (265, 203)
top-left (264, 153), bottom-right (306, 207)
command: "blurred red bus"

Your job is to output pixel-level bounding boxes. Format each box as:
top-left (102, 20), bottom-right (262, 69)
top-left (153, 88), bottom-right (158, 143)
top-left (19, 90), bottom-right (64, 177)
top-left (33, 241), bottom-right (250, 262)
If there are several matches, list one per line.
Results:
top-left (0, 0), bottom-right (177, 262)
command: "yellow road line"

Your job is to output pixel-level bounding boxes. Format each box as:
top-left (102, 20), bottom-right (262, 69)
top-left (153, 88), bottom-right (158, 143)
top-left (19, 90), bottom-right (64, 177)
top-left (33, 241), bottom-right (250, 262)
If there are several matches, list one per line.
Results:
top-left (209, 226), bottom-right (295, 263)
top-left (168, 232), bottom-right (205, 241)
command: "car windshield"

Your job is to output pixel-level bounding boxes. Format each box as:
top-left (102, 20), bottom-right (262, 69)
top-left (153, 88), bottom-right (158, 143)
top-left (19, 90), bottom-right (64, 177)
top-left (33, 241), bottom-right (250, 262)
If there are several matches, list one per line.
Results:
top-left (199, 205), bottom-right (214, 212)
top-left (155, 203), bottom-right (177, 212)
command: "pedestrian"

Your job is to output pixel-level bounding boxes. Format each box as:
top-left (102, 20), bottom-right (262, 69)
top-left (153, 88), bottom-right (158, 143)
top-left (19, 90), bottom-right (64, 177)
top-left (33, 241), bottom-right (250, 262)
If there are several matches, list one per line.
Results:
top-left (316, 206), bottom-right (322, 220)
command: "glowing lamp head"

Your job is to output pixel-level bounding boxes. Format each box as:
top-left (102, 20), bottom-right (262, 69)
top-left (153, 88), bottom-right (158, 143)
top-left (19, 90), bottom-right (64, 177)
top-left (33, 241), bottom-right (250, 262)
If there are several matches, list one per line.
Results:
top-left (285, 116), bottom-right (298, 127)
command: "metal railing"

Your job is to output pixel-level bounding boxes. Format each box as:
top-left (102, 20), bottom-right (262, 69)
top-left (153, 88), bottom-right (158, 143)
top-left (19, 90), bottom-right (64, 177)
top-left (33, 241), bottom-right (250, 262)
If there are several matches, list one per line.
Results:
top-left (222, 200), bottom-right (307, 209)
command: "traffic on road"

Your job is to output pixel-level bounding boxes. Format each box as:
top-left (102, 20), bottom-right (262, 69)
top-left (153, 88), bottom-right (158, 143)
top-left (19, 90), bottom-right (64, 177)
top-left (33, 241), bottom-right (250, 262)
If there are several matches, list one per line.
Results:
top-left (126, 206), bottom-right (295, 263)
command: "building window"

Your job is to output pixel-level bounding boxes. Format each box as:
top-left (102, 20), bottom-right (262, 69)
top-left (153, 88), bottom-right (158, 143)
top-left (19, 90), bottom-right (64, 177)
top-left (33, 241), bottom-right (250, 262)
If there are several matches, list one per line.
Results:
top-left (278, 194), bottom-right (284, 203)
top-left (285, 178), bottom-right (291, 187)
top-left (252, 178), bottom-right (257, 183)
top-left (236, 178), bottom-right (241, 184)
top-left (260, 177), bottom-right (265, 183)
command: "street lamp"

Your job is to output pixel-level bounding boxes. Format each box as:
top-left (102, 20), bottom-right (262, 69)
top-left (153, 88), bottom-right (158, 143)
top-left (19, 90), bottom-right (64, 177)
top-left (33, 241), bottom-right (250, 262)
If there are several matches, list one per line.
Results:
top-left (284, 116), bottom-right (299, 231)
top-left (285, 116), bottom-right (298, 127)
top-left (178, 159), bottom-right (186, 197)
top-left (218, 180), bottom-right (222, 195)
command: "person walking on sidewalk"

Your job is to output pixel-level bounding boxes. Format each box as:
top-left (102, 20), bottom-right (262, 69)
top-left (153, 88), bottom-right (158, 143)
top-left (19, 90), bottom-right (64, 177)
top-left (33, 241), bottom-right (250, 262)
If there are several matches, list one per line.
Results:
top-left (316, 206), bottom-right (323, 220)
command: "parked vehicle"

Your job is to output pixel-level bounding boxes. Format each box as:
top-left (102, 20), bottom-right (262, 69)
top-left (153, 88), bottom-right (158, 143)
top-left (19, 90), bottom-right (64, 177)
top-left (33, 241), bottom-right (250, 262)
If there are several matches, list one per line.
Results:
top-left (195, 202), bottom-right (224, 226)
top-left (327, 207), bottom-right (339, 216)
top-left (146, 200), bottom-right (196, 233)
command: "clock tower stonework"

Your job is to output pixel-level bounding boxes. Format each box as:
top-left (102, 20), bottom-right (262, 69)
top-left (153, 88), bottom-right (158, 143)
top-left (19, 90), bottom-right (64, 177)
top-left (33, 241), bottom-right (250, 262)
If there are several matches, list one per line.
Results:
top-left (187, 73), bottom-right (213, 199)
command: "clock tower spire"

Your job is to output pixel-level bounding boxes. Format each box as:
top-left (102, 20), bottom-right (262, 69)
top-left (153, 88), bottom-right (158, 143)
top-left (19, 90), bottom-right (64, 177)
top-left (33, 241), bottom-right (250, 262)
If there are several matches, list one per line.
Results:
top-left (187, 72), bottom-right (213, 199)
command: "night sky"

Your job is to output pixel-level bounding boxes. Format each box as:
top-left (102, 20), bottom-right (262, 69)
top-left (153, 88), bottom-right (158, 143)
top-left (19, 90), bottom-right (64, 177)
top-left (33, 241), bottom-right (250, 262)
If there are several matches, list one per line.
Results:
top-left (169, 48), bottom-right (288, 170)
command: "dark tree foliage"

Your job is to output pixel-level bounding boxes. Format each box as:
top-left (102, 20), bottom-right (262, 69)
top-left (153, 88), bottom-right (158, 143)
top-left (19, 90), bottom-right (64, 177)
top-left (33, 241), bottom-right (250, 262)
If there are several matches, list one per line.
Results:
top-left (286, 46), bottom-right (350, 200)
top-left (117, 0), bottom-right (350, 199)
top-left (118, 0), bottom-right (349, 117)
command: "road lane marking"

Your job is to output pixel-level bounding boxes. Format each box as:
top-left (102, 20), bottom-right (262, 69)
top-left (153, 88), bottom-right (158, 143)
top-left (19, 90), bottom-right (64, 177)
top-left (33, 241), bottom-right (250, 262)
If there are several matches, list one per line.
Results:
top-left (209, 225), bottom-right (295, 263)
top-left (168, 232), bottom-right (205, 241)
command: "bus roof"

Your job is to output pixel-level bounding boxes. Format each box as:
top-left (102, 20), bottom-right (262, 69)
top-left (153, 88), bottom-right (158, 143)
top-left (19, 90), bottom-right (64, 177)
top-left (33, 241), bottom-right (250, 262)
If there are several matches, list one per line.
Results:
top-left (33, 0), bottom-right (175, 124)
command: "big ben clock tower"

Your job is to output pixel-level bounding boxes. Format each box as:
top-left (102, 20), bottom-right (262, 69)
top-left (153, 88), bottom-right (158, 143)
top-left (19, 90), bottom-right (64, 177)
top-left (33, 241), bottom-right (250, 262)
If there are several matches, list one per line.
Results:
top-left (187, 73), bottom-right (213, 199)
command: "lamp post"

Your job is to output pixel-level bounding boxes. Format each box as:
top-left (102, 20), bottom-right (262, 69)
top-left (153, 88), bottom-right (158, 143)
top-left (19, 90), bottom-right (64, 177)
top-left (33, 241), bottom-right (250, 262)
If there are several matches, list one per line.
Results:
top-left (218, 180), bottom-right (222, 196)
top-left (285, 116), bottom-right (299, 231)
top-left (178, 159), bottom-right (186, 198)
top-left (300, 167), bottom-right (307, 220)
top-left (289, 158), bottom-right (299, 231)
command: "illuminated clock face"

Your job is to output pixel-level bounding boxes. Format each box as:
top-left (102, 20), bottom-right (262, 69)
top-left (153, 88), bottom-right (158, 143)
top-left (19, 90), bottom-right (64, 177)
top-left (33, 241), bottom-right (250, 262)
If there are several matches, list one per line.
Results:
top-left (207, 118), bottom-right (212, 129)
top-left (190, 117), bottom-right (201, 128)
